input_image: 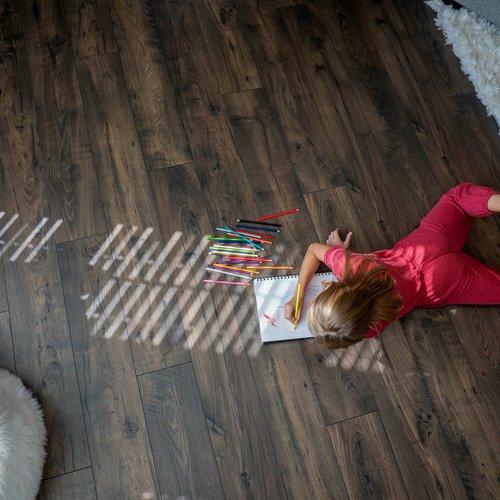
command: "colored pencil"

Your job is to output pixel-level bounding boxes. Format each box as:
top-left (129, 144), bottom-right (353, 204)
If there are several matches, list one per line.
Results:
top-left (212, 264), bottom-right (259, 274)
top-left (237, 219), bottom-right (282, 227)
top-left (235, 224), bottom-right (280, 233)
top-left (230, 228), bottom-right (273, 240)
top-left (207, 238), bottom-right (253, 243)
top-left (210, 245), bottom-right (257, 253)
top-left (247, 266), bottom-right (294, 270)
top-left (205, 266), bottom-right (253, 280)
top-left (294, 283), bottom-right (301, 330)
top-left (221, 255), bottom-right (273, 262)
top-left (256, 208), bottom-right (300, 221)
top-left (203, 280), bottom-right (251, 286)
top-left (209, 251), bottom-right (260, 257)
top-left (221, 226), bottom-right (264, 250)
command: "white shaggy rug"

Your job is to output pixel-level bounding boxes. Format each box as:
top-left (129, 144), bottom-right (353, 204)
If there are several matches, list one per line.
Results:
top-left (426, 0), bottom-right (500, 132)
top-left (0, 369), bottom-right (46, 500)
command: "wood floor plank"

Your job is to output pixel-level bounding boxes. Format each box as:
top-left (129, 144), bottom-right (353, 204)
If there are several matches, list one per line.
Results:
top-left (251, 342), bottom-right (349, 499)
top-left (106, 0), bottom-right (192, 169)
top-left (369, 323), bottom-right (471, 499)
top-left (76, 52), bottom-right (159, 229)
top-left (19, 0), bottom-right (106, 243)
top-left (0, 259), bottom-right (7, 312)
top-left (57, 236), bottom-right (160, 498)
top-left (232, 0), bottom-right (346, 193)
top-left (449, 307), bottom-right (500, 423)
top-left (77, 52), bottom-right (189, 374)
top-left (222, 88), bottom-right (316, 266)
top-left (150, 164), bottom-right (289, 499)
top-left (349, 126), bottom-right (447, 245)
top-left (138, 363), bottom-right (224, 499)
top-left (64, 0), bottom-right (117, 57)
top-left (39, 468), bottom-right (97, 500)
top-left (0, 0), bottom-right (27, 117)
top-left (303, 186), bottom-right (378, 424)
top-left (403, 309), bottom-right (500, 499)
top-left (4, 239), bottom-right (90, 477)
top-left (328, 411), bottom-right (408, 499)
top-left (38, 467), bottom-right (97, 500)
top-left (280, 1), bottom-right (405, 134)
top-left (0, 311), bottom-right (15, 374)
top-left (386, 0), bottom-right (474, 97)
top-left (194, 0), bottom-right (262, 94)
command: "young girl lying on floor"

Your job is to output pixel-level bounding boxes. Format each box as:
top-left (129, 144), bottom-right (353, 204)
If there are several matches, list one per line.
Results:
top-left (284, 183), bottom-right (500, 349)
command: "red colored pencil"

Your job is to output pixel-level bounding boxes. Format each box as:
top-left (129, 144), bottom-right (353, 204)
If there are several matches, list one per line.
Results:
top-left (256, 208), bottom-right (299, 221)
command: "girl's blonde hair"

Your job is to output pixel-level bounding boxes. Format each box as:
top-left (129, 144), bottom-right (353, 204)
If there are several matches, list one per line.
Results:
top-left (307, 251), bottom-right (401, 349)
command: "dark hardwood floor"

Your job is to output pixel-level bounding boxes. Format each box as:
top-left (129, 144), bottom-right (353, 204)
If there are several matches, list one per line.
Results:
top-left (0, 0), bottom-right (499, 498)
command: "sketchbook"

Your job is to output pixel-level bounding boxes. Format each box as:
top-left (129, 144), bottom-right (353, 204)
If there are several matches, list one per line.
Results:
top-left (253, 272), bottom-right (336, 343)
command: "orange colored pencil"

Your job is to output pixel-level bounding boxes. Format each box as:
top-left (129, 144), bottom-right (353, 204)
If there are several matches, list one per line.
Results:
top-left (212, 263), bottom-right (260, 274)
top-left (247, 266), bottom-right (293, 270)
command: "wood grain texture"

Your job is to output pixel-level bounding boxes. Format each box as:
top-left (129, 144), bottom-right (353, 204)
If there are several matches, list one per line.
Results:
top-left (403, 309), bottom-right (500, 499)
top-left (328, 411), bottom-right (408, 499)
top-left (4, 239), bottom-right (90, 477)
top-left (65, 0), bottom-right (117, 57)
top-left (236, 0), bottom-right (346, 193)
top-left (39, 467), bottom-right (97, 500)
top-left (369, 322), bottom-right (471, 499)
top-left (303, 186), bottom-right (378, 424)
top-left (194, 0), bottom-right (262, 94)
top-left (0, 310), bottom-right (15, 373)
top-left (76, 52), bottom-right (159, 229)
top-left (77, 51), bottom-right (191, 373)
top-left (150, 164), bottom-right (288, 499)
top-left (57, 236), bottom-right (160, 499)
top-left (19, 0), bottom-right (106, 242)
top-left (139, 363), bottom-right (224, 499)
top-left (251, 342), bottom-right (349, 499)
top-left (107, 0), bottom-right (192, 169)
top-left (1, 0), bottom-right (498, 496)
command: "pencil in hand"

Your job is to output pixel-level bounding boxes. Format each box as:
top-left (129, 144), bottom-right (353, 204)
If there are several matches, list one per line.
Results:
top-left (293, 283), bottom-right (301, 330)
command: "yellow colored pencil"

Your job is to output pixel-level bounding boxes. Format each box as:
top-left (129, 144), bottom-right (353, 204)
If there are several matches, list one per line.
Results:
top-left (294, 283), bottom-right (301, 330)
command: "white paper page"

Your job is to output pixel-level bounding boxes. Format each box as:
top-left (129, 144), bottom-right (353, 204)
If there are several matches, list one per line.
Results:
top-left (253, 272), bottom-right (336, 343)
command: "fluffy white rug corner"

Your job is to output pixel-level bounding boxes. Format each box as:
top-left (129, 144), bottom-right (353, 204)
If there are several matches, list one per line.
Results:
top-left (0, 369), bottom-right (47, 500)
top-left (426, 0), bottom-right (500, 133)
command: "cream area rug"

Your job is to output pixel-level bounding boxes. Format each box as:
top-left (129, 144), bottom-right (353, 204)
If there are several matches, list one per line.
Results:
top-left (426, 0), bottom-right (500, 132)
top-left (0, 369), bottom-right (46, 500)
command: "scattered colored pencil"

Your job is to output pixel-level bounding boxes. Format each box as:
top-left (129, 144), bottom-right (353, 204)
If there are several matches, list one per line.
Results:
top-left (294, 283), bottom-right (301, 330)
top-left (212, 263), bottom-right (259, 274)
top-left (217, 227), bottom-right (264, 250)
top-left (237, 219), bottom-right (282, 227)
top-left (246, 266), bottom-right (293, 270)
top-left (210, 245), bottom-right (257, 253)
top-left (207, 237), bottom-right (253, 243)
top-left (203, 279), bottom-right (251, 287)
top-left (256, 208), bottom-right (300, 221)
top-left (209, 251), bottom-right (260, 258)
top-left (221, 255), bottom-right (273, 262)
top-left (205, 266), bottom-right (253, 280)
top-left (235, 224), bottom-right (280, 233)
top-left (230, 228), bottom-right (273, 240)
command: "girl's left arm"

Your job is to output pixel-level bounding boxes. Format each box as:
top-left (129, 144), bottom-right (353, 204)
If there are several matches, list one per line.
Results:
top-left (284, 243), bottom-right (332, 323)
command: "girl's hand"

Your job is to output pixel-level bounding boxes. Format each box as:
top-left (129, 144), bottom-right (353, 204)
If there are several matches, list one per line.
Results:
top-left (327, 228), bottom-right (352, 248)
top-left (284, 295), bottom-right (302, 325)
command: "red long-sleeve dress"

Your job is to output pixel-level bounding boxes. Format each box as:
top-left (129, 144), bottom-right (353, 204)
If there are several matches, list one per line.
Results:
top-left (323, 183), bottom-right (500, 338)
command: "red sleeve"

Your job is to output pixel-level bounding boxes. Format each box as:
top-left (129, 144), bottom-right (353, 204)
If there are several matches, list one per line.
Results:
top-left (323, 246), bottom-right (346, 278)
top-left (365, 320), bottom-right (390, 338)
